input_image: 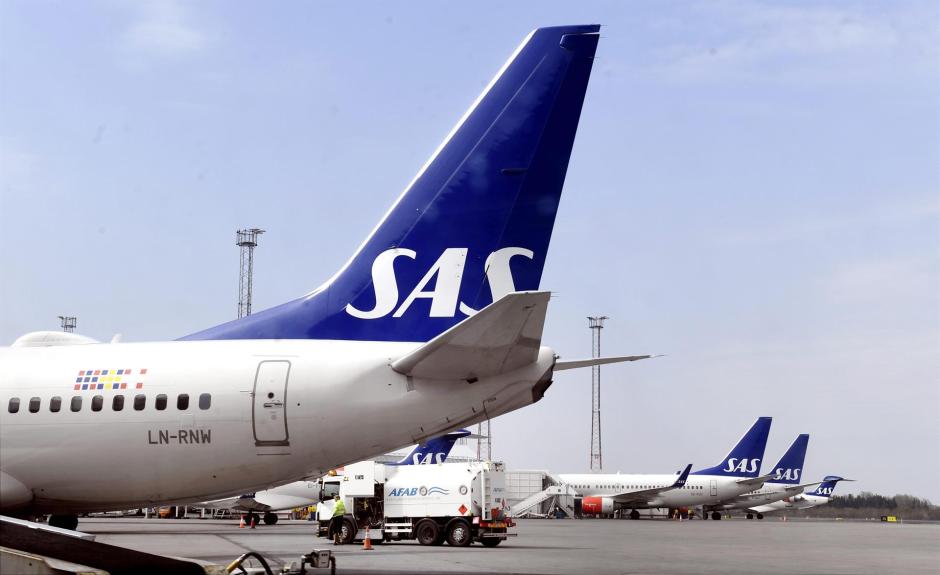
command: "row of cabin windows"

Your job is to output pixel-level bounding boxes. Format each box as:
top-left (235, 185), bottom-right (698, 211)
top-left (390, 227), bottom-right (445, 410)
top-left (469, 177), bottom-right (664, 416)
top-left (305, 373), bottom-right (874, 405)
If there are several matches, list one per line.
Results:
top-left (7, 393), bottom-right (211, 414)
top-left (572, 483), bottom-right (704, 491)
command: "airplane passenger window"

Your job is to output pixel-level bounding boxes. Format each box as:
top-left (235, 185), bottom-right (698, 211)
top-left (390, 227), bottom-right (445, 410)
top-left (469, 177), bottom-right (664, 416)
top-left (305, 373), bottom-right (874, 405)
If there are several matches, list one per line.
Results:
top-left (71, 396), bottom-right (82, 412)
top-left (50, 396), bottom-right (61, 413)
top-left (113, 395), bottom-right (124, 411)
top-left (29, 397), bottom-right (40, 413)
top-left (155, 394), bottom-right (167, 410)
top-left (8, 397), bottom-right (19, 413)
top-left (91, 395), bottom-right (103, 412)
top-left (177, 394), bottom-right (189, 410)
top-left (198, 393), bottom-right (210, 410)
top-left (134, 394), bottom-right (146, 411)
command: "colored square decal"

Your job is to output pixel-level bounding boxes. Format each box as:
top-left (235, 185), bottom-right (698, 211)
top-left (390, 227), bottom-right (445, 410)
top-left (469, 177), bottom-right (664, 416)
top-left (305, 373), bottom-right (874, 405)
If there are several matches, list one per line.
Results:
top-left (120, 383), bottom-right (127, 389)
top-left (140, 369), bottom-right (148, 375)
top-left (136, 382), bottom-right (143, 389)
top-left (117, 369), bottom-right (123, 375)
top-left (112, 383), bottom-right (119, 390)
top-left (79, 370), bottom-right (85, 376)
top-left (76, 378), bottom-right (82, 383)
top-left (92, 377), bottom-right (98, 383)
top-left (82, 384), bottom-right (88, 390)
top-left (97, 383), bottom-right (104, 390)
top-left (83, 377), bottom-right (90, 383)
top-left (74, 384), bottom-right (81, 390)
top-left (125, 369), bottom-right (132, 375)
top-left (102, 370), bottom-right (109, 375)
top-left (93, 370), bottom-right (100, 376)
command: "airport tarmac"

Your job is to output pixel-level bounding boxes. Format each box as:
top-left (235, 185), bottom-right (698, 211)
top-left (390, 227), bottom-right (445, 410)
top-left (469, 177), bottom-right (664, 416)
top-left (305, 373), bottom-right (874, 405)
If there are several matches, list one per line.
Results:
top-left (72, 517), bottom-right (938, 575)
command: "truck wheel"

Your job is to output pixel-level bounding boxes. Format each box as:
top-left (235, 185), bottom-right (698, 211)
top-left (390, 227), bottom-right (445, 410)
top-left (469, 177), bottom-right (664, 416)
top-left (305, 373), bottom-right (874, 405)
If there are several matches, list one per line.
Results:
top-left (341, 518), bottom-right (357, 544)
top-left (263, 512), bottom-right (278, 525)
top-left (446, 519), bottom-right (472, 547)
top-left (480, 538), bottom-right (501, 547)
top-left (415, 519), bottom-right (440, 546)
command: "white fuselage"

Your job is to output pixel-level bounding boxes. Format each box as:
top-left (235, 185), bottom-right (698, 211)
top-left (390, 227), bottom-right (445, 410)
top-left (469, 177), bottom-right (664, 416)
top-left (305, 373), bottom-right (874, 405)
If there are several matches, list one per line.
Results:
top-left (558, 473), bottom-right (758, 509)
top-left (716, 482), bottom-right (802, 510)
top-left (0, 339), bottom-right (554, 514)
top-left (750, 494), bottom-right (829, 514)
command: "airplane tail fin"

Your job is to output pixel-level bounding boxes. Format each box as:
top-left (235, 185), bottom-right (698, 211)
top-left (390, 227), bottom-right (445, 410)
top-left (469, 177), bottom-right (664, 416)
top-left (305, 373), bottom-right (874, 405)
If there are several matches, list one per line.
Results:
top-left (691, 417), bottom-right (772, 478)
top-left (809, 476), bottom-right (852, 498)
top-left (390, 429), bottom-right (471, 466)
top-left (767, 434), bottom-right (810, 485)
top-left (183, 25), bottom-right (600, 343)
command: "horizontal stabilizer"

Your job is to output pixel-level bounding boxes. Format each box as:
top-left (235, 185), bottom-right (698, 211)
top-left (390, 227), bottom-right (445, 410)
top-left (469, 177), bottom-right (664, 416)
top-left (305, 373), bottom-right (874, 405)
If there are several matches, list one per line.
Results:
top-left (736, 473), bottom-right (776, 488)
top-left (554, 355), bottom-right (656, 371)
top-left (391, 291), bottom-right (549, 380)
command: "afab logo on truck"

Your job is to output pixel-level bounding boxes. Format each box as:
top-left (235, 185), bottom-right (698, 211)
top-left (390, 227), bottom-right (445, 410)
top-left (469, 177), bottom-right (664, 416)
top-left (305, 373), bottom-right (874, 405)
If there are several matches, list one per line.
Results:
top-left (389, 485), bottom-right (451, 497)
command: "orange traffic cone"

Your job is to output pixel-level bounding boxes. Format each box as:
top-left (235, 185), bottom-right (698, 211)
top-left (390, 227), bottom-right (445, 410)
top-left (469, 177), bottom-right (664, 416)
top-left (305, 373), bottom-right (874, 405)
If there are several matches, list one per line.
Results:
top-left (362, 527), bottom-right (373, 550)
top-left (239, 516), bottom-right (246, 528)
top-left (250, 515), bottom-right (257, 529)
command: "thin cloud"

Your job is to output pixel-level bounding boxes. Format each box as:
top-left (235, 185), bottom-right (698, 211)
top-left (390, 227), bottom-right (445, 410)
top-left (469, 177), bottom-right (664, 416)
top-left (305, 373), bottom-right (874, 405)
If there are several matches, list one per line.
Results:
top-left (120, 0), bottom-right (208, 58)
top-left (654, 1), bottom-right (936, 84)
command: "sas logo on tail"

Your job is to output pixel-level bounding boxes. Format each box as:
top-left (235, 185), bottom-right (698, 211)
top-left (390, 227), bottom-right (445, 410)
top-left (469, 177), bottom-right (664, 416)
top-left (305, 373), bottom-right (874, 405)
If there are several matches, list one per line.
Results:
top-left (347, 247), bottom-right (533, 319)
top-left (815, 486), bottom-right (834, 496)
top-left (774, 467), bottom-right (801, 481)
top-left (723, 458), bottom-right (761, 474)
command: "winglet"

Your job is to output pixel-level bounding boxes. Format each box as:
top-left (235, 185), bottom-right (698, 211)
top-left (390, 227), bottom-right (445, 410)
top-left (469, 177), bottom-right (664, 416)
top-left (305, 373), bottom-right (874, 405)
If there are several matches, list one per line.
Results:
top-left (673, 464), bottom-right (693, 488)
top-left (391, 291), bottom-right (549, 380)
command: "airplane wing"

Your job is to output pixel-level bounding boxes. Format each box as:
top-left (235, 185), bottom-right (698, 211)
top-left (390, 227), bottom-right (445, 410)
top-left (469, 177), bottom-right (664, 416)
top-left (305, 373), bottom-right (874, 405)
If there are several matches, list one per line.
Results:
top-left (609, 464), bottom-right (692, 505)
top-left (735, 473), bottom-right (777, 488)
top-left (391, 291), bottom-right (549, 380)
top-left (554, 355), bottom-right (656, 370)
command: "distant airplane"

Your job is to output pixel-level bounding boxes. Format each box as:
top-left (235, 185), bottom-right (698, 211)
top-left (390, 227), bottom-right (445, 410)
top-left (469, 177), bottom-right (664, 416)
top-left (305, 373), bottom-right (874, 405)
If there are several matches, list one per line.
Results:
top-left (556, 417), bottom-right (774, 520)
top-left (201, 430), bottom-right (471, 525)
top-left (1, 25), bottom-right (650, 531)
top-left (748, 476), bottom-right (853, 517)
top-left (711, 434), bottom-right (822, 519)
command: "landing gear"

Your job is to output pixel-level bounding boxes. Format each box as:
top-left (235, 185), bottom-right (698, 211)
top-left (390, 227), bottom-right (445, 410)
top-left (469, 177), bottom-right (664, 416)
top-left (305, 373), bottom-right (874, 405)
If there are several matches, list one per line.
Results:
top-left (263, 512), bottom-right (278, 525)
top-left (629, 509), bottom-right (640, 520)
top-left (756, 513), bottom-right (764, 520)
top-left (48, 514), bottom-right (79, 530)
top-left (746, 513), bottom-right (754, 520)
top-left (711, 511), bottom-right (722, 521)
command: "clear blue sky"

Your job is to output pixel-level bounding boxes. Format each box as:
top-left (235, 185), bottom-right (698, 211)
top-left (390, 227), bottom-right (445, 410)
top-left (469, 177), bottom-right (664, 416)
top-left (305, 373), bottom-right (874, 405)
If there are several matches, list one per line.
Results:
top-left (1, 1), bottom-right (937, 500)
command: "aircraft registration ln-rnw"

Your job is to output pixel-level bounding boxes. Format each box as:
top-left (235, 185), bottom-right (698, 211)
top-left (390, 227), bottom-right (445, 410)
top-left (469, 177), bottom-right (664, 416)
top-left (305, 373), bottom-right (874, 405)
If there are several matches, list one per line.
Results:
top-left (557, 417), bottom-right (775, 520)
top-left (1, 25), bottom-right (652, 530)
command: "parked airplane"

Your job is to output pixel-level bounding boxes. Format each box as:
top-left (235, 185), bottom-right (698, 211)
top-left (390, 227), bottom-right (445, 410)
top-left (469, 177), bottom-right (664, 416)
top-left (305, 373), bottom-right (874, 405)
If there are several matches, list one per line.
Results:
top-left (749, 476), bottom-right (853, 517)
top-left (557, 417), bottom-right (774, 520)
top-left (201, 430), bottom-right (470, 525)
top-left (1, 25), bottom-right (652, 531)
top-left (711, 434), bottom-right (821, 519)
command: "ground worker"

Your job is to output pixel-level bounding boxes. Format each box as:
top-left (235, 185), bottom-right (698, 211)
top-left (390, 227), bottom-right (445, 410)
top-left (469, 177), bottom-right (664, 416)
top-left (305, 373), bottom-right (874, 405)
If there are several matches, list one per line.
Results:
top-left (328, 495), bottom-right (347, 544)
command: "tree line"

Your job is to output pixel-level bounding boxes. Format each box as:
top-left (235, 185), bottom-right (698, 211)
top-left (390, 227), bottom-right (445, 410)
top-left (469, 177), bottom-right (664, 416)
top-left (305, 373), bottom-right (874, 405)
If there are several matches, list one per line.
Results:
top-left (796, 492), bottom-right (940, 520)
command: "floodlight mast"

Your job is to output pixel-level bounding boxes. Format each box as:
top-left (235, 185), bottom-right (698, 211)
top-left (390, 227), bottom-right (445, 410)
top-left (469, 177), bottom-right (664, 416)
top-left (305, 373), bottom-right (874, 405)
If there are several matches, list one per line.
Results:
top-left (58, 316), bottom-right (77, 333)
top-left (588, 316), bottom-right (608, 471)
top-left (236, 228), bottom-right (265, 319)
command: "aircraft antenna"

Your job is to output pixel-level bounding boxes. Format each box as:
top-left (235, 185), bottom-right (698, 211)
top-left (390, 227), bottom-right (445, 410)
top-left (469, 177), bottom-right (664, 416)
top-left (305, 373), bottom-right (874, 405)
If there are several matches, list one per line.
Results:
top-left (588, 316), bottom-right (608, 471)
top-left (58, 316), bottom-right (77, 333)
top-left (236, 228), bottom-right (265, 318)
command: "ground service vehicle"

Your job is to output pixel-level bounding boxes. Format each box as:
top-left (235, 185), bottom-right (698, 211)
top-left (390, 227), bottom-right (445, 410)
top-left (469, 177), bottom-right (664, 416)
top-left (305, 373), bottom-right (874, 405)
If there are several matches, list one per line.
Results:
top-left (318, 460), bottom-right (513, 547)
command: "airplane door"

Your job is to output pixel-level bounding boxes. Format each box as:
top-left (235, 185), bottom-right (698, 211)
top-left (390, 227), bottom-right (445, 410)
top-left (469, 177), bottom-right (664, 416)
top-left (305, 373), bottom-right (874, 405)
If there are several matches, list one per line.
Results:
top-left (252, 361), bottom-right (290, 446)
top-left (710, 480), bottom-right (718, 497)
